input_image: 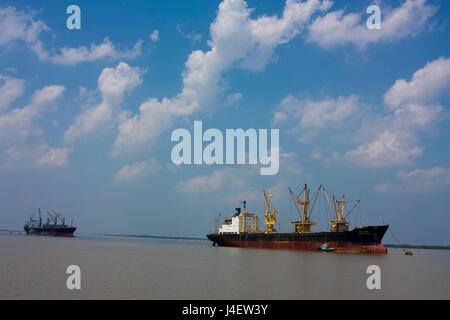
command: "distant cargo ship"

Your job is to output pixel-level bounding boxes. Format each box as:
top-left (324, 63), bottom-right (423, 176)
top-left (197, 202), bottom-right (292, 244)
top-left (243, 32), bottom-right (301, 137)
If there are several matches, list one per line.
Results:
top-left (207, 185), bottom-right (389, 254)
top-left (24, 209), bottom-right (76, 237)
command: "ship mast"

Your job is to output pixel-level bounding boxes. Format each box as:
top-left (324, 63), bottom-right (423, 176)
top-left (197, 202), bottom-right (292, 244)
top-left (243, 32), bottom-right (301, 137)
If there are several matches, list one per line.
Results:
top-left (289, 185), bottom-right (316, 233)
top-left (240, 200), bottom-right (247, 233)
top-left (38, 208), bottom-right (42, 228)
top-left (241, 200), bottom-right (247, 215)
top-left (329, 196), bottom-right (349, 232)
top-left (263, 189), bottom-right (277, 233)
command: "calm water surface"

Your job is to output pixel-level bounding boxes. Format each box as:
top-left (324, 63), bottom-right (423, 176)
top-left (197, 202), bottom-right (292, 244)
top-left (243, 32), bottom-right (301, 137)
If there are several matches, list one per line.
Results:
top-left (0, 233), bottom-right (448, 299)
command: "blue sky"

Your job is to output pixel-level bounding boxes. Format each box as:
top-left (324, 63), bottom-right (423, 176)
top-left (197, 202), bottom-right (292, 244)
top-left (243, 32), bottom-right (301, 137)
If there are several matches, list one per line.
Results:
top-left (0, 0), bottom-right (449, 244)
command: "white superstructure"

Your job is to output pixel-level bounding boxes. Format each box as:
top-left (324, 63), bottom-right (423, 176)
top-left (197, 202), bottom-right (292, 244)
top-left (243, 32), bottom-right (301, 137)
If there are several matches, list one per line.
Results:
top-left (218, 207), bottom-right (258, 234)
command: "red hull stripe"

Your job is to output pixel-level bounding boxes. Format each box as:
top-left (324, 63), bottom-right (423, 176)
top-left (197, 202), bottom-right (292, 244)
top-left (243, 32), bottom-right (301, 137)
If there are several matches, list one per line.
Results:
top-left (28, 231), bottom-right (74, 238)
top-left (218, 241), bottom-right (388, 254)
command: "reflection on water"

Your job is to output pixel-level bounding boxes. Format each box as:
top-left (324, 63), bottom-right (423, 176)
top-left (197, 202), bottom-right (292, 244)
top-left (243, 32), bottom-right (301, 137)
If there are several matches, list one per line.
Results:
top-left (0, 233), bottom-right (449, 299)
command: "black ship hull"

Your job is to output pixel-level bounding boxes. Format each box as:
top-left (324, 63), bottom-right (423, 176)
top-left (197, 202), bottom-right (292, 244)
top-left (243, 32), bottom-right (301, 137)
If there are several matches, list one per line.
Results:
top-left (24, 225), bottom-right (76, 237)
top-left (207, 225), bottom-right (389, 254)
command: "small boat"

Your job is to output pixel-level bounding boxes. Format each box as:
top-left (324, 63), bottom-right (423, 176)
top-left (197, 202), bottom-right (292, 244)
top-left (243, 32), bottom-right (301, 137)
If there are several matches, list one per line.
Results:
top-left (319, 243), bottom-right (334, 252)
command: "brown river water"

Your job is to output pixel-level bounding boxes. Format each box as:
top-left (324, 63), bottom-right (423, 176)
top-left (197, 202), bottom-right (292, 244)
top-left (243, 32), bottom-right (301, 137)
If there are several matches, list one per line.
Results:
top-left (0, 233), bottom-right (448, 299)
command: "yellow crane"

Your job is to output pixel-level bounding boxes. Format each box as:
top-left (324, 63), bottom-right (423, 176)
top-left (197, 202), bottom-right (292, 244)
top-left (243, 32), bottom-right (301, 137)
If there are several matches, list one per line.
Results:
top-left (263, 189), bottom-right (277, 233)
top-left (289, 184), bottom-right (316, 233)
top-left (322, 186), bottom-right (359, 232)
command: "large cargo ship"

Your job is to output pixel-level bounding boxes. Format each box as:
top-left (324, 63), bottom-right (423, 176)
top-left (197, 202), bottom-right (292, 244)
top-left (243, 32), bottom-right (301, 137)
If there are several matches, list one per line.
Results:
top-left (24, 209), bottom-right (76, 237)
top-left (207, 185), bottom-right (389, 254)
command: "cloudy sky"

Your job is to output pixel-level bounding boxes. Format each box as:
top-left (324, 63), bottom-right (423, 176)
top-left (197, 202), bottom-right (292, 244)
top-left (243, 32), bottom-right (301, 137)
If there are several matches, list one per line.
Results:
top-left (0, 0), bottom-right (449, 244)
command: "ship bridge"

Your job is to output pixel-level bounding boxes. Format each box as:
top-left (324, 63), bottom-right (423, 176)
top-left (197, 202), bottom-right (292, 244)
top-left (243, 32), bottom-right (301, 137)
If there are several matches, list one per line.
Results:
top-left (217, 206), bottom-right (258, 235)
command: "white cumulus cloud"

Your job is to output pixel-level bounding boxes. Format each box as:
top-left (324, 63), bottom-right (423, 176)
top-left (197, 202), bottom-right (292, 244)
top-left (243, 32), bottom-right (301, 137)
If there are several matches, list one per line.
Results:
top-left (150, 30), bottom-right (159, 42)
top-left (64, 62), bottom-right (144, 143)
top-left (37, 147), bottom-right (71, 167)
top-left (375, 167), bottom-right (450, 194)
top-left (273, 94), bottom-right (363, 142)
top-left (0, 6), bottom-right (48, 47)
top-left (113, 158), bottom-right (161, 184)
top-left (0, 85), bottom-right (65, 142)
top-left (308, 0), bottom-right (437, 50)
top-left (2, 144), bottom-right (71, 168)
top-left (345, 57), bottom-right (448, 167)
top-left (176, 168), bottom-right (245, 194)
top-left (33, 38), bottom-right (143, 66)
top-left (0, 7), bottom-right (143, 65)
top-left (0, 74), bottom-right (25, 113)
top-left (113, 0), bottom-right (330, 156)
top-left (384, 57), bottom-right (450, 108)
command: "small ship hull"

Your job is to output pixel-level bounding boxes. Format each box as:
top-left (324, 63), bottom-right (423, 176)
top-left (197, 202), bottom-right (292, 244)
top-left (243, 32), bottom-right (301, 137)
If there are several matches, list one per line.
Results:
top-left (24, 226), bottom-right (76, 237)
top-left (207, 225), bottom-right (389, 255)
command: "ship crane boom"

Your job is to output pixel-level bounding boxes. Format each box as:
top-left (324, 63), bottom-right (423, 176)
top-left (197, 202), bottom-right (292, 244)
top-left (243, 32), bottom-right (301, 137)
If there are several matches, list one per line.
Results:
top-left (344, 200), bottom-right (360, 219)
top-left (308, 184), bottom-right (322, 218)
top-left (263, 189), bottom-right (277, 233)
top-left (289, 184), bottom-right (316, 234)
top-left (289, 187), bottom-right (302, 219)
top-left (322, 186), bottom-right (336, 220)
